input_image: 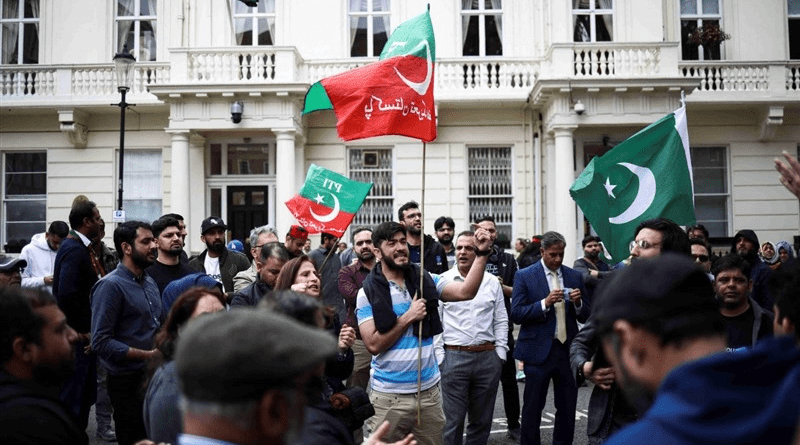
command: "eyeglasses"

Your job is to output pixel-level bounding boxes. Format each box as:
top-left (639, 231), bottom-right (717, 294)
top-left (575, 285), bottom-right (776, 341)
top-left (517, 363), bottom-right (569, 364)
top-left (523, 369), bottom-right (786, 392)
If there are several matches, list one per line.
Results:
top-left (629, 239), bottom-right (661, 252)
top-left (692, 254), bottom-right (710, 262)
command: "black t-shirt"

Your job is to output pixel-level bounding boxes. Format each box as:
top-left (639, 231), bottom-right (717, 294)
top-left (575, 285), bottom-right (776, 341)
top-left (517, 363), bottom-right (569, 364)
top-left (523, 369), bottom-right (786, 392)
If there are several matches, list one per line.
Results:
top-left (724, 305), bottom-right (755, 350)
top-left (146, 261), bottom-right (195, 295)
top-left (408, 244), bottom-right (421, 267)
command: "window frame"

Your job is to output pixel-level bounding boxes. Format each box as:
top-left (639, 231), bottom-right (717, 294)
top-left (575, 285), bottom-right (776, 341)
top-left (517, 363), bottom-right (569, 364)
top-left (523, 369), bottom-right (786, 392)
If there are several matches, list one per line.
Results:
top-left (460, 0), bottom-right (503, 57)
top-left (0, 0), bottom-right (40, 64)
top-left (1, 150), bottom-right (47, 253)
top-left (115, 0), bottom-right (158, 61)
top-left (572, 0), bottom-right (614, 42)
top-left (348, 0), bottom-right (391, 58)
top-left (466, 145), bottom-right (514, 249)
top-left (232, 0), bottom-right (276, 46)
top-left (346, 147), bottom-right (394, 235)
top-left (679, 0), bottom-right (723, 61)
top-left (690, 145), bottom-right (731, 238)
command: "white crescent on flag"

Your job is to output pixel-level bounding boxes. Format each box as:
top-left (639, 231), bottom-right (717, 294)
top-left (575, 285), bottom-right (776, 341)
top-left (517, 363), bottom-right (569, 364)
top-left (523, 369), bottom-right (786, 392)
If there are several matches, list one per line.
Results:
top-left (309, 192), bottom-right (341, 223)
top-left (393, 39), bottom-right (432, 96)
top-left (608, 162), bottom-right (656, 225)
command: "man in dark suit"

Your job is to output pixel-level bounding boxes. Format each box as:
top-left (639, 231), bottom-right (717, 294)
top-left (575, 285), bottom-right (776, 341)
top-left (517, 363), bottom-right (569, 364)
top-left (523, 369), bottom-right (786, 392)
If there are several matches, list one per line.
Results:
top-left (511, 231), bottom-right (589, 445)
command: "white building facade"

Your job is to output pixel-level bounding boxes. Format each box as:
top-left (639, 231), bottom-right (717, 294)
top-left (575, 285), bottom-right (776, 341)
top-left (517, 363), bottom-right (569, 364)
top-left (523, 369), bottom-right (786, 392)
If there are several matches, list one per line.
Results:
top-left (1, 0), bottom-right (798, 262)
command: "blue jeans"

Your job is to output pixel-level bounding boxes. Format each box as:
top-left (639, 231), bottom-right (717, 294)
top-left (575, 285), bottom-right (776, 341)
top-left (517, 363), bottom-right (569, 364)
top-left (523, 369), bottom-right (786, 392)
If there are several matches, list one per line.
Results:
top-left (441, 349), bottom-right (503, 445)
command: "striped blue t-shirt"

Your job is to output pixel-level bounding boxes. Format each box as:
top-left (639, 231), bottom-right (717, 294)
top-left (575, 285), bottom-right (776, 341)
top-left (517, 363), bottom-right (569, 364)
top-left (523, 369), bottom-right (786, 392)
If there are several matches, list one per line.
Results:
top-left (356, 274), bottom-right (449, 394)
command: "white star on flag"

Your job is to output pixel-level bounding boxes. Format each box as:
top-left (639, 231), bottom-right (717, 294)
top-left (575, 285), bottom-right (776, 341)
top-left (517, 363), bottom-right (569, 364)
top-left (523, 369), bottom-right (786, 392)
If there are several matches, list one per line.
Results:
top-left (314, 193), bottom-right (325, 204)
top-left (604, 178), bottom-right (617, 199)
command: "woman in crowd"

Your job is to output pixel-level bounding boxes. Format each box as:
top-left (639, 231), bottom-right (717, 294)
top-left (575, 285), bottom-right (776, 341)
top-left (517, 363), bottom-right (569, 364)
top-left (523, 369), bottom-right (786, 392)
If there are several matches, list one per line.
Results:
top-left (143, 287), bottom-right (226, 445)
top-left (776, 240), bottom-right (795, 267)
top-left (760, 241), bottom-right (781, 271)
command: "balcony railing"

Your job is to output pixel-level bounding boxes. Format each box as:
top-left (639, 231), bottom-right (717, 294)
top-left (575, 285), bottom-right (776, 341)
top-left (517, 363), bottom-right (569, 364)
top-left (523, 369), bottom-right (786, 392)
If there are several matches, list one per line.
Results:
top-left (678, 61), bottom-right (799, 98)
top-left (547, 42), bottom-right (680, 78)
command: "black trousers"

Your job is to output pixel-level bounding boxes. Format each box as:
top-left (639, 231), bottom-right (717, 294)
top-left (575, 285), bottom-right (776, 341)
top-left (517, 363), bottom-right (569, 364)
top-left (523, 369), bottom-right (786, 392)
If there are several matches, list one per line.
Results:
top-left (107, 369), bottom-right (147, 445)
top-left (500, 333), bottom-right (521, 429)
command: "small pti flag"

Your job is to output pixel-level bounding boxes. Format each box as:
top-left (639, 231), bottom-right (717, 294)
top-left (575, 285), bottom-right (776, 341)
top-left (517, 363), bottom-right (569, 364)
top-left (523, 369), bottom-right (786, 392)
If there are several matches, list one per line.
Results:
top-left (303, 10), bottom-right (436, 142)
top-left (570, 106), bottom-right (696, 263)
top-left (286, 165), bottom-right (373, 238)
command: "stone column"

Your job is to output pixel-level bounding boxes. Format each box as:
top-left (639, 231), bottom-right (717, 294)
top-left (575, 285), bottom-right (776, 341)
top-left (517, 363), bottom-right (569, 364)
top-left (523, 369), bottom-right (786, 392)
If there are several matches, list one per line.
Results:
top-left (168, 130), bottom-right (190, 222)
top-left (552, 125), bottom-right (578, 264)
top-left (274, 129), bottom-right (296, 233)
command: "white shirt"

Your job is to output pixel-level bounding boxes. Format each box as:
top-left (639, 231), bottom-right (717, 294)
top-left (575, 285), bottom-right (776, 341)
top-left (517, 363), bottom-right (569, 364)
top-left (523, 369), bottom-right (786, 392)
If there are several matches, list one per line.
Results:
top-left (435, 267), bottom-right (508, 363)
top-left (204, 255), bottom-right (223, 291)
top-left (539, 259), bottom-right (582, 312)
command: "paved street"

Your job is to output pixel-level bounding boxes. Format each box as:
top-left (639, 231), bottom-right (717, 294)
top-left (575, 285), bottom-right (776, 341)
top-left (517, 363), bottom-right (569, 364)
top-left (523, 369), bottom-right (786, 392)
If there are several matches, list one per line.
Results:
top-left (87, 380), bottom-right (594, 445)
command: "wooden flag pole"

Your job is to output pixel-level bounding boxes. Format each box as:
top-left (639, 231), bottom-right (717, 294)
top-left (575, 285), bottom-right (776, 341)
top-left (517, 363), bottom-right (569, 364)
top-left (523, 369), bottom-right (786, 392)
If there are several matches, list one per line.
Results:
top-left (416, 140), bottom-right (427, 425)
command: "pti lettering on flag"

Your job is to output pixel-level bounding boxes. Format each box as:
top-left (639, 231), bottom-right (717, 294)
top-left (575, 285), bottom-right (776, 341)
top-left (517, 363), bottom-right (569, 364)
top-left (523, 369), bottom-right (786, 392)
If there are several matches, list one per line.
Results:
top-left (285, 165), bottom-right (373, 238)
top-left (303, 10), bottom-right (436, 142)
top-left (570, 105), bottom-right (696, 264)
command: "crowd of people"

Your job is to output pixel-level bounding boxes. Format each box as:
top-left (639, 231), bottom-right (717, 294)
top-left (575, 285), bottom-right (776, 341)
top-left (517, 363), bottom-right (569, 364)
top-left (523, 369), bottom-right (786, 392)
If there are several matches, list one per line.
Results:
top-left (0, 151), bottom-right (799, 445)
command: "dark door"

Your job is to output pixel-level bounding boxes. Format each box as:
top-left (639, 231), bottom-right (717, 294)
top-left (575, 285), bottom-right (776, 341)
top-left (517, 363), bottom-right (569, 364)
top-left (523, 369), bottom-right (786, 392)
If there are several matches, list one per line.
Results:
top-left (227, 186), bottom-right (269, 245)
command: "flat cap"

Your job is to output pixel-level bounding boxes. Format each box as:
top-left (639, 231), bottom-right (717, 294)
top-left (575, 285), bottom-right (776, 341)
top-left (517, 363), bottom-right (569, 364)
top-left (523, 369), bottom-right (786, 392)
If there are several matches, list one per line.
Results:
top-left (593, 253), bottom-right (718, 334)
top-left (0, 255), bottom-right (26, 272)
top-left (176, 309), bottom-right (337, 402)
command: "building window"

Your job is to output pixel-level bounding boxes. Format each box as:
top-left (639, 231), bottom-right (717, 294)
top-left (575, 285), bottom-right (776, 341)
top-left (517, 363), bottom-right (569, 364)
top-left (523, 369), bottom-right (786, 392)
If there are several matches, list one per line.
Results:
top-left (468, 146), bottom-right (513, 248)
top-left (690, 147), bottom-right (728, 237)
top-left (348, 148), bottom-right (393, 230)
top-left (680, 0), bottom-right (722, 61)
top-left (1, 0), bottom-right (39, 64)
top-left (790, 0), bottom-right (800, 59)
top-left (349, 0), bottom-right (390, 57)
top-left (461, 0), bottom-right (503, 56)
top-left (233, 0), bottom-right (275, 45)
top-left (116, 0), bottom-right (157, 61)
top-left (2, 152), bottom-right (46, 253)
top-left (573, 0), bottom-right (613, 42)
top-left (122, 151), bottom-right (161, 223)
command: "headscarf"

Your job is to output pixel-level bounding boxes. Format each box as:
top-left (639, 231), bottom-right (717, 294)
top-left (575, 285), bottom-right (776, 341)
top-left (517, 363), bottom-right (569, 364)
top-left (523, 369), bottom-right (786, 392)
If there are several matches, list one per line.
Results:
top-left (759, 241), bottom-right (780, 265)
top-left (775, 241), bottom-right (795, 260)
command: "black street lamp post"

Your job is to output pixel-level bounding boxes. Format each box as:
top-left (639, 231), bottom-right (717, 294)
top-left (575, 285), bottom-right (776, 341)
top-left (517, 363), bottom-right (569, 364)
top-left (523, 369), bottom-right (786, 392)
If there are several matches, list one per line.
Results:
top-left (113, 44), bottom-right (136, 220)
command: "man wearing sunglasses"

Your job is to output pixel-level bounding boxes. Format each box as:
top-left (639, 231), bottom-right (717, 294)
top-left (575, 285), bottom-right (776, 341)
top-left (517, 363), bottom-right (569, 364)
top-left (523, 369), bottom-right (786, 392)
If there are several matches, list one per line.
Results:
top-left (690, 239), bottom-right (714, 280)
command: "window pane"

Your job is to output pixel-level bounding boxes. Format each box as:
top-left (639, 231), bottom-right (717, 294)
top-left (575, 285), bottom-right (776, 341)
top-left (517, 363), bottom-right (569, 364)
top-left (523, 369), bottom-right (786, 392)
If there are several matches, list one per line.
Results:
top-left (140, 0), bottom-right (156, 16)
top-left (5, 173), bottom-right (46, 196)
top-left (595, 15), bottom-right (612, 41)
top-left (573, 0), bottom-right (591, 9)
top-left (680, 0), bottom-right (696, 15)
top-left (123, 199), bottom-right (161, 223)
top-left (6, 152), bottom-right (46, 172)
top-left (791, 0), bottom-right (800, 15)
top-left (24, 0), bottom-right (39, 18)
top-left (462, 15), bottom-right (479, 56)
top-left (22, 23), bottom-right (38, 64)
top-left (691, 146), bottom-right (724, 168)
top-left (118, 0), bottom-right (134, 16)
top-left (372, 16), bottom-right (388, 56)
top-left (791, 19), bottom-right (800, 59)
top-left (701, 0), bottom-right (719, 15)
top-left (235, 18), bottom-right (253, 45)
top-left (468, 147), bottom-right (513, 247)
top-left (6, 200), bottom-right (46, 221)
top-left (211, 188), bottom-right (222, 218)
top-left (122, 151), bottom-right (161, 222)
top-left (210, 144), bottom-right (222, 175)
top-left (227, 145), bottom-right (269, 175)
top-left (681, 19), bottom-right (699, 60)
top-left (5, 222), bottom-right (45, 253)
top-left (694, 196), bottom-right (727, 236)
top-left (118, 20), bottom-right (135, 52)
top-left (693, 168), bottom-right (726, 193)
top-left (373, 0), bottom-right (388, 12)
top-left (352, 0), bottom-right (368, 12)
top-left (485, 14), bottom-right (503, 55)
top-left (2, 23), bottom-right (19, 64)
top-left (351, 16), bottom-right (368, 57)
top-left (260, 0), bottom-right (275, 13)
top-left (484, 0), bottom-right (500, 9)
top-left (465, 0), bottom-right (480, 11)
top-left (573, 15), bottom-right (590, 42)
top-left (349, 148), bottom-right (393, 231)
top-left (234, 1), bottom-right (251, 14)
top-left (257, 17), bottom-right (273, 45)
top-left (140, 21), bottom-right (156, 61)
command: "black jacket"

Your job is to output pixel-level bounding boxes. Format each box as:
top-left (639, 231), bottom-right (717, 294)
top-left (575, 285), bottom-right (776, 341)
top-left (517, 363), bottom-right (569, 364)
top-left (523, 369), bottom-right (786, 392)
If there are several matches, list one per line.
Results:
top-left (188, 249), bottom-right (250, 295)
top-left (230, 279), bottom-right (271, 308)
top-left (409, 234), bottom-right (448, 275)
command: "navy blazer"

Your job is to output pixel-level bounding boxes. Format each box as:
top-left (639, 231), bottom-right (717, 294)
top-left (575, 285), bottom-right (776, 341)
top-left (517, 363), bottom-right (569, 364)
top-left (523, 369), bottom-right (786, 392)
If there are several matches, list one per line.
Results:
top-left (511, 261), bottom-right (589, 365)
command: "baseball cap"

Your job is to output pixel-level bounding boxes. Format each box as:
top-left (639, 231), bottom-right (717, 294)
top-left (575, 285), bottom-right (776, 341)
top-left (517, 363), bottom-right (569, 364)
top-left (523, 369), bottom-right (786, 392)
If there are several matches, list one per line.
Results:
top-left (201, 217), bottom-right (227, 235)
top-left (176, 309), bottom-right (337, 402)
top-left (161, 273), bottom-right (224, 312)
top-left (593, 253), bottom-right (719, 335)
top-left (0, 255), bottom-right (26, 272)
top-left (226, 240), bottom-right (244, 253)
top-left (287, 224), bottom-right (308, 240)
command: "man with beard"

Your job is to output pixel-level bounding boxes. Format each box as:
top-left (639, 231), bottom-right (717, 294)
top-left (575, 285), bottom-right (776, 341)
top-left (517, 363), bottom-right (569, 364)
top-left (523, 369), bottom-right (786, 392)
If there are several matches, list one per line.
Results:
top-left (52, 198), bottom-right (104, 430)
top-left (573, 235), bottom-right (611, 293)
top-left (188, 216), bottom-right (250, 298)
top-left (434, 216), bottom-right (456, 269)
top-left (730, 229), bottom-right (773, 311)
top-left (284, 224), bottom-right (309, 259)
top-left (338, 227), bottom-right (377, 391)
top-left (356, 221), bottom-right (493, 445)
top-left (161, 213), bottom-right (190, 263)
top-left (146, 216), bottom-right (195, 294)
top-left (474, 215), bottom-right (521, 441)
top-left (0, 255), bottom-right (26, 288)
top-left (593, 253), bottom-right (800, 445)
top-left (309, 232), bottom-right (345, 321)
top-left (0, 287), bottom-right (87, 444)
top-left (91, 221), bottom-right (165, 445)
top-left (712, 254), bottom-right (773, 351)
top-left (230, 242), bottom-right (289, 307)
top-left (20, 220), bottom-right (69, 293)
top-left (398, 201), bottom-right (448, 274)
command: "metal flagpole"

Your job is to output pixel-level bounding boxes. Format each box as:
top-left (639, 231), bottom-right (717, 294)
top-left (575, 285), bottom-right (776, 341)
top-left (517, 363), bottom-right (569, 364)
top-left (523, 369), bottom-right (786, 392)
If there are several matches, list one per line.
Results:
top-left (416, 141), bottom-right (427, 425)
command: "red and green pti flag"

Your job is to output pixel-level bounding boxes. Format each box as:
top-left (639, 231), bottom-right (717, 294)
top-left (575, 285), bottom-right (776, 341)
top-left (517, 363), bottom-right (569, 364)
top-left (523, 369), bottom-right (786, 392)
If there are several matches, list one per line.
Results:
top-left (285, 164), bottom-right (373, 237)
top-left (303, 10), bottom-right (436, 142)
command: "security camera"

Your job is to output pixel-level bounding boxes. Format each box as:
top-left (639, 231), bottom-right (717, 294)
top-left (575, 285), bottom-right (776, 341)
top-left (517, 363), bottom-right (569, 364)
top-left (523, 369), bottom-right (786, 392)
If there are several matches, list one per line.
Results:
top-left (231, 101), bottom-right (243, 124)
top-left (574, 100), bottom-right (585, 116)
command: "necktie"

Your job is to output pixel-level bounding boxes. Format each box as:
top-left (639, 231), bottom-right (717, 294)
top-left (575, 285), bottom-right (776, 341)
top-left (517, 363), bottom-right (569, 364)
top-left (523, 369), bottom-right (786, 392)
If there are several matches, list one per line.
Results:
top-left (552, 271), bottom-right (567, 343)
